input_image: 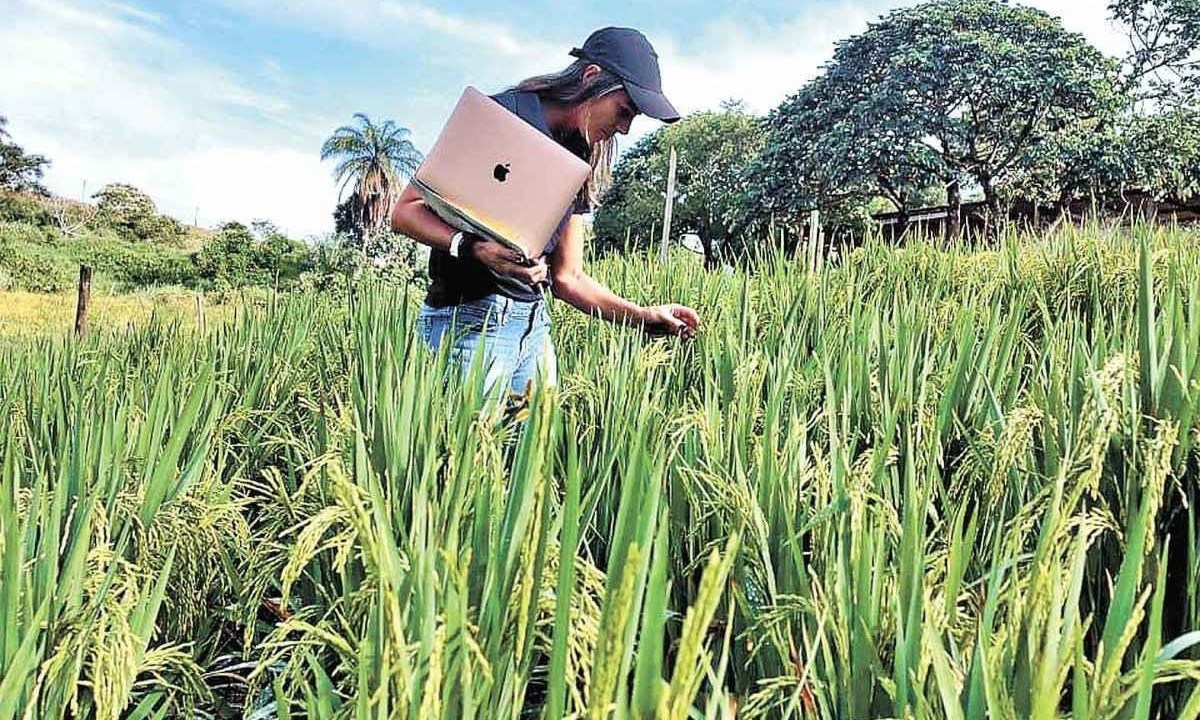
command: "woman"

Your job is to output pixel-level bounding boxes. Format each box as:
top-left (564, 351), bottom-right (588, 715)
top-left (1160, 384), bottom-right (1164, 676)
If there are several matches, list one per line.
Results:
top-left (391, 26), bottom-right (700, 397)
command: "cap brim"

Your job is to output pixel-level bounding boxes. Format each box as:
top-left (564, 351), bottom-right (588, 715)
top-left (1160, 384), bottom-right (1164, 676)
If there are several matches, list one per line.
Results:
top-left (624, 81), bottom-right (680, 123)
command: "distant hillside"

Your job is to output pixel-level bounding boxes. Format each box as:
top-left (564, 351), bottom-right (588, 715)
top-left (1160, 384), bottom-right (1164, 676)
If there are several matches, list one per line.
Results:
top-left (2, 189), bottom-right (216, 244)
top-left (0, 188), bottom-right (313, 293)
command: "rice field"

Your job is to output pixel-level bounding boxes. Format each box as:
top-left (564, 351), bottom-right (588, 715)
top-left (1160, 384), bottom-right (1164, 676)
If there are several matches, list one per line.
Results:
top-left (2, 222), bottom-right (1199, 719)
top-left (0, 288), bottom-right (243, 340)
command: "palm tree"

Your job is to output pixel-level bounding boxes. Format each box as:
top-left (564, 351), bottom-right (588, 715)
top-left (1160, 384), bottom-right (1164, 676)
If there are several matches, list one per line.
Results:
top-left (320, 113), bottom-right (423, 244)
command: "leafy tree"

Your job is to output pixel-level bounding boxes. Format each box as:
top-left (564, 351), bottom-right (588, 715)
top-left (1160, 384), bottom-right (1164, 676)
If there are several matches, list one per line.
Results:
top-left (363, 228), bottom-right (430, 286)
top-left (332, 195), bottom-right (428, 284)
top-left (321, 113), bottom-right (423, 244)
top-left (0, 116), bottom-right (50, 195)
top-left (196, 220), bottom-right (312, 287)
top-left (1006, 2), bottom-right (1200, 211)
top-left (248, 219), bottom-right (312, 281)
top-left (594, 106), bottom-right (766, 267)
top-left (195, 221), bottom-right (254, 286)
top-left (1110, 0), bottom-right (1200, 106)
top-left (333, 196), bottom-right (366, 248)
top-left (1006, 106), bottom-right (1200, 212)
top-left (92, 183), bottom-right (183, 244)
top-left (1007, 0), bottom-right (1200, 211)
top-left (0, 191), bottom-right (51, 225)
top-left (1002, 117), bottom-right (1135, 211)
top-left (748, 0), bottom-right (1114, 238)
top-left (1126, 107), bottom-right (1200, 198)
top-left (249, 219), bottom-right (284, 242)
top-left (746, 72), bottom-right (937, 238)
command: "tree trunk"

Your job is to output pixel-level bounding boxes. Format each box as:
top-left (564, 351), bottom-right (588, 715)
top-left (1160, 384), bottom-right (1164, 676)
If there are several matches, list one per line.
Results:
top-left (945, 180), bottom-right (962, 242)
top-left (701, 215), bottom-right (718, 270)
top-left (701, 235), bottom-right (717, 270)
top-left (981, 175), bottom-right (997, 211)
top-left (980, 173), bottom-right (999, 240)
top-left (1057, 190), bottom-right (1073, 224)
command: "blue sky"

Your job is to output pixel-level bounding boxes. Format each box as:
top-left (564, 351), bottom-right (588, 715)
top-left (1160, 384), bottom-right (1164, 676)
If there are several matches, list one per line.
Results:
top-left (0, 0), bottom-right (1128, 237)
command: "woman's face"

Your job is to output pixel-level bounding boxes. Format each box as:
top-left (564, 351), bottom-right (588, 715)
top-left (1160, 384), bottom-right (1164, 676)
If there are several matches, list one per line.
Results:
top-left (579, 81), bottom-right (639, 143)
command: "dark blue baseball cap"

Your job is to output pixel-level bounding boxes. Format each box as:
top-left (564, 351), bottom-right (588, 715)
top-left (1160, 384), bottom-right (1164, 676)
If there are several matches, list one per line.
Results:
top-left (569, 27), bottom-right (681, 123)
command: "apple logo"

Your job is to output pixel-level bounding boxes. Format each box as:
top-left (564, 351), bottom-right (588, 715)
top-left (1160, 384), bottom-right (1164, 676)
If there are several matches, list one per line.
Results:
top-left (493, 163), bottom-right (511, 182)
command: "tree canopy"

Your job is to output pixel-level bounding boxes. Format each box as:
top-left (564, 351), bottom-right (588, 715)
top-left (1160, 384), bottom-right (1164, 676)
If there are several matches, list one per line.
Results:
top-left (92, 183), bottom-right (184, 244)
top-left (0, 116), bottom-right (50, 196)
top-left (593, 104), bottom-right (766, 266)
top-left (1110, 0), bottom-right (1200, 106)
top-left (745, 0), bottom-right (1116, 237)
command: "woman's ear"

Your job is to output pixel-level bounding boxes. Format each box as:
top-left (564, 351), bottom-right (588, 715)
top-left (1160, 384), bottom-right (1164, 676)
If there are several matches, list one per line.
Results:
top-left (581, 63), bottom-right (603, 81)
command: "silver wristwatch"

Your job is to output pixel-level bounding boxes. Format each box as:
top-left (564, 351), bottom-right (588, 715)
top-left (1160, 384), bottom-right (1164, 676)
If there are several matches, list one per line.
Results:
top-left (448, 231), bottom-right (466, 258)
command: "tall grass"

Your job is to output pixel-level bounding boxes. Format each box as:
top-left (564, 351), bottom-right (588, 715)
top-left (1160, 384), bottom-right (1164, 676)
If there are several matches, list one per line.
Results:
top-left (0, 220), bottom-right (1198, 718)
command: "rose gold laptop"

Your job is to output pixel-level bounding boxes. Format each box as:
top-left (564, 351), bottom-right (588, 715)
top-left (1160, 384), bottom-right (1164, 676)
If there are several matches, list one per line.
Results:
top-left (412, 86), bottom-right (591, 261)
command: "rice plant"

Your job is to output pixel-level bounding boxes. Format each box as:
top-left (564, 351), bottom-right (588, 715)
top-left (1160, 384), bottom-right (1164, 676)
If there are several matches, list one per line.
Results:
top-left (1, 220), bottom-right (1198, 718)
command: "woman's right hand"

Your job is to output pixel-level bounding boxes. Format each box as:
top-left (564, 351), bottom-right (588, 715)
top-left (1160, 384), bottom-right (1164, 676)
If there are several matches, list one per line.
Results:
top-left (468, 236), bottom-right (548, 286)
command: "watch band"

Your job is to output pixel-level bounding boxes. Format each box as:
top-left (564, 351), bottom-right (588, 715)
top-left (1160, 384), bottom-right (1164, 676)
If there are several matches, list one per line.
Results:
top-left (448, 231), bottom-right (465, 258)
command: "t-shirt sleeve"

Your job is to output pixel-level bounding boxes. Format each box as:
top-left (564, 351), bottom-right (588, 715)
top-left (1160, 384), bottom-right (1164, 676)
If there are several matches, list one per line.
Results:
top-left (491, 91), bottom-right (518, 114)
top-left (572, 192), bottom-right (592, 215)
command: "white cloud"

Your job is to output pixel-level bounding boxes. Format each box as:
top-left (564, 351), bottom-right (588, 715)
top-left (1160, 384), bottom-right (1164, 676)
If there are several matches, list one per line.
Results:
top-left (102, 0), bottom-right (166, 27)
top-left (212, 0), bottom-right (559, 65)
top-left (0, 0), bottom-right (339, 237)
top-left (656, 1), bottom-right (884, 118)
top-left (195, 0), bottom-right (1138, 140)
top-left (18, 0), bottom-right (157, 39)
top-left (379, 1), bottom-right (558, 58)
top-left (27, 134), bottom-right (335, 236)
top-left (1025, 0), bottom-right (1130, 59)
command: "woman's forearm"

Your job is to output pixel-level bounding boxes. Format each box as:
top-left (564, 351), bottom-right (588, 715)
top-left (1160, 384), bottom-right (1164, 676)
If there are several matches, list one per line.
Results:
top-left (390, 188), bottom-right (455, 252)
top-left (552, 272), bottom-right (646, 326)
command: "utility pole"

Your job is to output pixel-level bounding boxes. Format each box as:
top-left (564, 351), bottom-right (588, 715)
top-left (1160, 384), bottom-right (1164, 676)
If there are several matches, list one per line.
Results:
top-left (659, 146), bottom-right (677, 263)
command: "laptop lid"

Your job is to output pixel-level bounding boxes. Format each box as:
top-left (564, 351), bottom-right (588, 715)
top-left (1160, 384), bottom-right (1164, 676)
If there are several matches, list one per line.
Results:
top-left (413, 87), bottom-right (592, 259)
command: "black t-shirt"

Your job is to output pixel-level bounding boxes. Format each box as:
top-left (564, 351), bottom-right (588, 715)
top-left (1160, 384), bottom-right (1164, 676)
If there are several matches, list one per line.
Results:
top-left (423, 90), bottom-right (592, 308)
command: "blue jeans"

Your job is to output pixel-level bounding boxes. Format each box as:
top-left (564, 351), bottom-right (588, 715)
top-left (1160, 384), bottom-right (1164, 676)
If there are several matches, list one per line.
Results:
top-left (416, 294), bottom-right (558, 396)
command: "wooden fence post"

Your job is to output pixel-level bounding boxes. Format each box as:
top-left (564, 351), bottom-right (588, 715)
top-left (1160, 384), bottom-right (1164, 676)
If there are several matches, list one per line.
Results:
top-left (74, 265), bottom-right (92, 337)
top-left (195, 293), bottom-right (206, 333)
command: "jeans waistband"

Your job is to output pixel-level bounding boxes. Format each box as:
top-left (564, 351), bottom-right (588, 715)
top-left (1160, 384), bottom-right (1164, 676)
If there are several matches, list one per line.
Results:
top-left (466, 294), bottom-right (541, 317)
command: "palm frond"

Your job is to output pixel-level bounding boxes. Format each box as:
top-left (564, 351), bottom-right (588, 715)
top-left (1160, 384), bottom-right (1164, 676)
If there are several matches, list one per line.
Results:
top-left (320, 112), bottom-right (425, 230)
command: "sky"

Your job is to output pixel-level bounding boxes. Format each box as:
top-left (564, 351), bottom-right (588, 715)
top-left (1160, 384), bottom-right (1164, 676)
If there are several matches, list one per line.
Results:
top-left (0, 0), bottom-right (1131, 239)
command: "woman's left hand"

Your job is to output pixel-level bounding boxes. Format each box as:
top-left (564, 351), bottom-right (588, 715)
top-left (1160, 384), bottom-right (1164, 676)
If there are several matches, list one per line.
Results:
top-left (640, 304), bottom-right (700, 339)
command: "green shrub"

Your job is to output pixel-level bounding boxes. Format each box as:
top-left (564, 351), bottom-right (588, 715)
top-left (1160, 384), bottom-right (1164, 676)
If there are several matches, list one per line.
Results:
top-left (0, 222), bottom-right (201, 292)
top-left (195, 222), bottom-right (254, 287)
top-left (195, 222), bottom-right (314, 289)
top-left (0, 192), bottom-right (51, 225)
top-left (93, 183), bottom-right (185, 245)
top-left (0, 233), bottom-right (75, 291)
top-left (0, 220), bottom-right (57, 245)
top-left (251, 232), bottom-right (311, 282)
top-left (64, 233), bottom-right (200, 289)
